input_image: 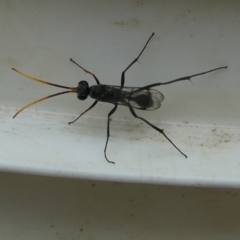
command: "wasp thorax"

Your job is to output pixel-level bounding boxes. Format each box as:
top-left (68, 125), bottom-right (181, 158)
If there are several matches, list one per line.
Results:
top-left (89, 85), bottom-right (106, 99)
top-left (77, 81), bottom-right (90, 100)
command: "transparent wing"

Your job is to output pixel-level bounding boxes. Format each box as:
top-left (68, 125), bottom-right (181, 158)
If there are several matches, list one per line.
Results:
top-left (126, 88), bottom-right (165, 110)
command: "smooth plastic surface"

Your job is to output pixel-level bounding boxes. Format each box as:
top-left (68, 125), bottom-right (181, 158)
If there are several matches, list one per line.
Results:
top-left (1, 1), bottom-right (240, 187)
top-left (1, 107), bottom-right (240, 187)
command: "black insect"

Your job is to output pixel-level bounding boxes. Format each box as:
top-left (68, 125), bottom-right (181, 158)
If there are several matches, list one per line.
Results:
top-left (12, 33), bottom-right (227, 164)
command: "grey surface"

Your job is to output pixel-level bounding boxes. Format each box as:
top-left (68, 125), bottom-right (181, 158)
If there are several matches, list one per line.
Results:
top-left (0, 172), bottom-right (239, 239)
top-left (1, 0), bottom-right (237, 126)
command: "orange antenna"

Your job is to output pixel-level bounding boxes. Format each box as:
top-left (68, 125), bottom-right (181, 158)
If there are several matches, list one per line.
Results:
top-left (12, 68), bottom-right (77, 118)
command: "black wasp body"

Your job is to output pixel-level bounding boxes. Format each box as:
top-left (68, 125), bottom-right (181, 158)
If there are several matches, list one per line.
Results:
top-left (13, 33), bottom-right (227, 164)
top-left (77, 81), bottom-right (164, 110)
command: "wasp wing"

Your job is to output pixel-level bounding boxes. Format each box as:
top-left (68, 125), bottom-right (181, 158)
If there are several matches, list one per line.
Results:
top-left (126, 87), bottom-right (164, 110)
top-left (101, 85), bottom-right (164, 111)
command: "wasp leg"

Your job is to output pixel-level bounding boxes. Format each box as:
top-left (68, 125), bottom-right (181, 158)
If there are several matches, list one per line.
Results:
top-left (104, 104), bottom-right (118, 164)
top-left (68, 100), bottom-right (98, 124)
top-left (70, 58), bottom-right (100, 85)
top-left (128, 104), bottom-right (187, 158)
top-left (121, 33), bottom-right (154, 88)
top-left (139, 67), bottom-right (227, 91)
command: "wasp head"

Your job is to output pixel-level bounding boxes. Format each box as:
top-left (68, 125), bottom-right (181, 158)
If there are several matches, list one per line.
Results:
top-left (77, 81), bottom-right (90, 100)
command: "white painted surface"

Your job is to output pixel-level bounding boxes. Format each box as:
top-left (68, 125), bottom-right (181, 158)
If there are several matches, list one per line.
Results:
top-left (1, 107), bottom-right (240, 187)
top-left (0, 1), bottom-right (240, 187)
